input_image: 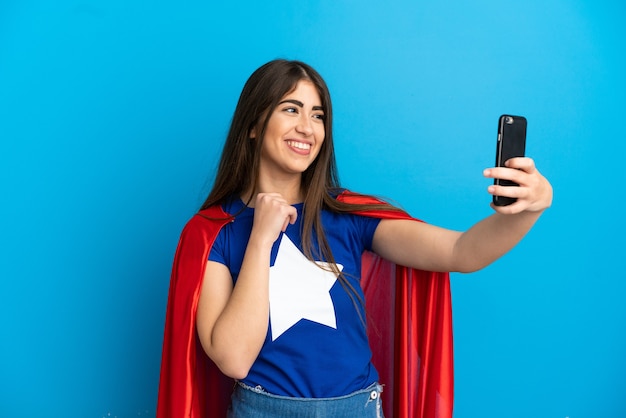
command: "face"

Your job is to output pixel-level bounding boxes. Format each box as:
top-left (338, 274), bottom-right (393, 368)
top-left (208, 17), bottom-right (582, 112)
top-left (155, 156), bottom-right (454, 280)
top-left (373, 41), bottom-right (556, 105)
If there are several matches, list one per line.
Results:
top-left (252, 80), bottom-right (325, 179)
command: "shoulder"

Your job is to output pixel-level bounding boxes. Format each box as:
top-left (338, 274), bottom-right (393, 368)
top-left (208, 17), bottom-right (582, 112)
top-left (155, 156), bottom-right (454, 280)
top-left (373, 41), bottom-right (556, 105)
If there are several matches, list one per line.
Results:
top-left (334, 189), bottom-right (383, 206)
top-left (179, 205), bottom-right (232, 240)
top-left (331, 189), bottom-right (417, 222)
top-left (197, 204), bottom-right (230, 220)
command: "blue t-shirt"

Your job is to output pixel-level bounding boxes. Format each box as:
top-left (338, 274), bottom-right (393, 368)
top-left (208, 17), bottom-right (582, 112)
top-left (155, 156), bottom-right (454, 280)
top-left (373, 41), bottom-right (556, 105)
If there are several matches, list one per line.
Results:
top-left (208, 197), bottom-right (381, 398)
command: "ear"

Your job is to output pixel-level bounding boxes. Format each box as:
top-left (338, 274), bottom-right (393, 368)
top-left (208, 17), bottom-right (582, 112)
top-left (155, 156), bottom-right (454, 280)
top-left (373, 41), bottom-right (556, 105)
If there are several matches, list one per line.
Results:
top-left (249, 125), bottom-right (257, 139)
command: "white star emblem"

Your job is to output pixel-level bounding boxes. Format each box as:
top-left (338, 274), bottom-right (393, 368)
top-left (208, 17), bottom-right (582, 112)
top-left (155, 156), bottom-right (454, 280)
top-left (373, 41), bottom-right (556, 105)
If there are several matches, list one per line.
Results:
top-left (269, 234), bottom-right (343, 341)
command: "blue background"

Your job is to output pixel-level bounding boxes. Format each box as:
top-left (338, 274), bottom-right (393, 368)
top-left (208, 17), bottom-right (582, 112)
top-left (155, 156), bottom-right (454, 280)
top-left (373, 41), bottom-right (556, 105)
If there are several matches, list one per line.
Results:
top-left (1, 1), bottom-right (624, 417)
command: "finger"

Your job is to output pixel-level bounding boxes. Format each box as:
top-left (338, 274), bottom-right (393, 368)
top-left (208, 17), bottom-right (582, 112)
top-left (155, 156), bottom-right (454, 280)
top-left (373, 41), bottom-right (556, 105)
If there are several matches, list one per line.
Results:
top-left (488, 183), bottom-right (529, 200)
top-left (287, 206), bottom-right (298, 225)
top-left (485, 167), bottom-right (529, 186)
top-left (281, 206), bottom-right (298, 232)
top-left (484, 167), bottom-right (515, 180)
top-left (484, 167), bottom-right (513, 179)
top-left (505, 157), bottom-right (536, 172)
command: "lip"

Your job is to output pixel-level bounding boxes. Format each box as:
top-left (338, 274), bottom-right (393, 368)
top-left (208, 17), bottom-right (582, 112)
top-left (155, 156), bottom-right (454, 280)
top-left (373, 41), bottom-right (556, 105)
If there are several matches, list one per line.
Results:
top-left (285, 139), bottom-right (313, 155)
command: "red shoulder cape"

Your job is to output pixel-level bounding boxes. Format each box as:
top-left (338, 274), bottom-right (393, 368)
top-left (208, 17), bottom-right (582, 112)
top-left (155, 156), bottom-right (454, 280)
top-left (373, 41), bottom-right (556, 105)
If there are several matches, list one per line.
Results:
top-left (157, 192), bottom-right (454, 418)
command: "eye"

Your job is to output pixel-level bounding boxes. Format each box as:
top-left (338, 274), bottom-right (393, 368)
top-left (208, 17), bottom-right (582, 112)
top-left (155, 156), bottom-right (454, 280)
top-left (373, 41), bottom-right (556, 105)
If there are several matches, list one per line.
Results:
top-left (283, 107), bottom-right (298, 114)
top-left (313, 113), bottom-right (325, 121)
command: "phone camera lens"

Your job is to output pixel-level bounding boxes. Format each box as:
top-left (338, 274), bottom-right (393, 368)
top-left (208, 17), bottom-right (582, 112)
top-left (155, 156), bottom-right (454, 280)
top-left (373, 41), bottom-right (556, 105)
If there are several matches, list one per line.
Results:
top-left (505, 116), bottom-right (514, 125)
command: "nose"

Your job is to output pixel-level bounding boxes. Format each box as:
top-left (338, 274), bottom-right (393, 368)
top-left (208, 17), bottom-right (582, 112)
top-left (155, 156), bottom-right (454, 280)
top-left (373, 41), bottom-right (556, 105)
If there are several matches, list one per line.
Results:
top-left (295, 115), bottom-right (314, 136)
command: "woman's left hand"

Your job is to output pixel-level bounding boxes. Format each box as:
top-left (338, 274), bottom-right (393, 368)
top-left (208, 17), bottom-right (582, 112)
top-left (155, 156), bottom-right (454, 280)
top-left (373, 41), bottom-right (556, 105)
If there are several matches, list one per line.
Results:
top-left (484, 157), bottom-right (553, 214)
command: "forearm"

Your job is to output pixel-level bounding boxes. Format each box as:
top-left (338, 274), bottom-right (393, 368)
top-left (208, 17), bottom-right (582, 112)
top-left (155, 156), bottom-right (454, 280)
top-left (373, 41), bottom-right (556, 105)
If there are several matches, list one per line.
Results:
top-left (210, 237), bottom-right (271, 378)
top-left (452, 210), bottom-right (543, 273)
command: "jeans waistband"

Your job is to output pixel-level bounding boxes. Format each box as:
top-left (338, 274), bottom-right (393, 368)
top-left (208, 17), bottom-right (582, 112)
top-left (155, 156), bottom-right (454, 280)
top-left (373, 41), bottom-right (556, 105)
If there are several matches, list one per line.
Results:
top-left (228, 381), bottom-right (384, 417)
top-left (237, 381), bottom-right (383, 401)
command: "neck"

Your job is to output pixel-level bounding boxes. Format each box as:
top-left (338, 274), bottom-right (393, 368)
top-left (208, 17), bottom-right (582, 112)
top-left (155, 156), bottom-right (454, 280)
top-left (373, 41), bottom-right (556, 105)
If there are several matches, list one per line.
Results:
top-left (243, 173), bottom-right (304, 206)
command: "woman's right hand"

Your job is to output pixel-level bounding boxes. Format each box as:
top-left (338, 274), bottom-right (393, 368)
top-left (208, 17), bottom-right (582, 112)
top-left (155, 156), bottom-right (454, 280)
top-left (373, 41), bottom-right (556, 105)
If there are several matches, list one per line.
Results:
top-left (250, 193), bottom-right (298, 246)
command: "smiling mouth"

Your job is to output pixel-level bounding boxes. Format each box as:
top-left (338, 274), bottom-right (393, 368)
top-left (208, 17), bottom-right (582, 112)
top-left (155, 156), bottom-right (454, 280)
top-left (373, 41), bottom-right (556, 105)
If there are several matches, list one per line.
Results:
top-left (286, 140), bottom-right (311, 151)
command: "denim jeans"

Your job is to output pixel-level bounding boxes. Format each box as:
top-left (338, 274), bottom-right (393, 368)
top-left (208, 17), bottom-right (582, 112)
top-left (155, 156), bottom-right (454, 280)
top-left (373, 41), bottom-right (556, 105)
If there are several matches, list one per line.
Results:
top-left (227, 381), bottom-right (385, 418)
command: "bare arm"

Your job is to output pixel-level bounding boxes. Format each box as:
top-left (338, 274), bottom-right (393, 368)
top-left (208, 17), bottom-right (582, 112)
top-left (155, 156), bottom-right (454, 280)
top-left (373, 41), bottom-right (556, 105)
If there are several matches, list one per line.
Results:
top-left (196, 193), bottom-right (297, 379)
top-left (372, 157), bottom-right (553, 273)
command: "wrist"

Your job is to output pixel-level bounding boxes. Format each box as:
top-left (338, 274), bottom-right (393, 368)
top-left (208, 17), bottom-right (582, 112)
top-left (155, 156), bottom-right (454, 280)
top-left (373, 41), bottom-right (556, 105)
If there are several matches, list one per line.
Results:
top-left (247, 231), bottom-right (278, 251)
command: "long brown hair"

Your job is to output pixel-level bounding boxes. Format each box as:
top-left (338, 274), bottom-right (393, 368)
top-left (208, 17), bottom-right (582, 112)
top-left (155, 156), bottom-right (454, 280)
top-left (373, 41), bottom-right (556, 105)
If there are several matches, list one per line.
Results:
top-left (201, 59), bottom-right (402, 313)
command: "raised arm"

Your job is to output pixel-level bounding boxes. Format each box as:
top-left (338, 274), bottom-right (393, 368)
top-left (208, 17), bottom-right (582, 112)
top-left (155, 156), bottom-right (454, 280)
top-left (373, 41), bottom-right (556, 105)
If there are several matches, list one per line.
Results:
top-left (372, 157), bottom-right (553, 273)
top-left (196, 193), bottom-right (297, 379)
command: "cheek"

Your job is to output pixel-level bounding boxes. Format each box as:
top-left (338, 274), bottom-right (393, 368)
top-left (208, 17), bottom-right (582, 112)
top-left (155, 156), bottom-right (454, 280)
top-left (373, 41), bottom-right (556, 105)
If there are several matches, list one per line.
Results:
top-left (315, 126), bottom-right (326, 143)
top-left (313, 133), bottom-right (324, 150)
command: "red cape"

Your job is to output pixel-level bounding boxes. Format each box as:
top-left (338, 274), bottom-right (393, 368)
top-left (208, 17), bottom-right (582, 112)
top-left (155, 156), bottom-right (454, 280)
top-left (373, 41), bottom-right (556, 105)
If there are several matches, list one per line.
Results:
top-left (157, 192), bottom-right (454, 418)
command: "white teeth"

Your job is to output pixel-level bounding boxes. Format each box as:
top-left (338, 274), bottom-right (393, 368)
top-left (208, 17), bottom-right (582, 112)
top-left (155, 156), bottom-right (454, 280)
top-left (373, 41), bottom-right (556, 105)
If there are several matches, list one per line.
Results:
top-left (287, 141), bottom-right (311, 150)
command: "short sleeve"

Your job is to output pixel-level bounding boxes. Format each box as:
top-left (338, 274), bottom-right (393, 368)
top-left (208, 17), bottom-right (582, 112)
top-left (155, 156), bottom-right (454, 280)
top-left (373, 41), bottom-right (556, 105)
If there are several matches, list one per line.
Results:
top-left (356, 215), bottom-right (381, 252)
top-left (208, 230), bottom-right (227, 265)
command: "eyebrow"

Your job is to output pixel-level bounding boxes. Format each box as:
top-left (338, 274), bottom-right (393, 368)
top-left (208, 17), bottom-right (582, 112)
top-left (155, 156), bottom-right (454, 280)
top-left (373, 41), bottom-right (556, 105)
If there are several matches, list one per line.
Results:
top-left (278, 99), bottom-right (324, 111)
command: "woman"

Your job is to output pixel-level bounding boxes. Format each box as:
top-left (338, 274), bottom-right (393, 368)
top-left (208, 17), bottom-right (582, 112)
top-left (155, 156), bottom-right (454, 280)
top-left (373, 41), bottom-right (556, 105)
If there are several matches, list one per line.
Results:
top-left (157, 59), bottom-right (553, 418)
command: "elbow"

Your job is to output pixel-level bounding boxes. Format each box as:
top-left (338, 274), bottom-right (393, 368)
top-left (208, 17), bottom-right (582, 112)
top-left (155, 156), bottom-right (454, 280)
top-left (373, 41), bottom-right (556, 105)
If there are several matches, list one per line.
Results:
top-left (450, 246), bottom-right (492, 274)
top-left (456, 266), bottom-right (482, 274)
top-left (452, 259), bottom-right (489, 274)
top-left (217, 360), bottom-right (251, 380)
top-left (203, 343), bottom-right (253, 380)
top-left (197, 324), bottom-right (261, 379)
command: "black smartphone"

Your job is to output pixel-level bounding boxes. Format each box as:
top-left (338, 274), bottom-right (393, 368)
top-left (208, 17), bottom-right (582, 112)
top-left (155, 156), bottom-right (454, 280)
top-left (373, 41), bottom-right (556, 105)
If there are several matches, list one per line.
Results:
top-left (493, 114), bottom-right (527, 206)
